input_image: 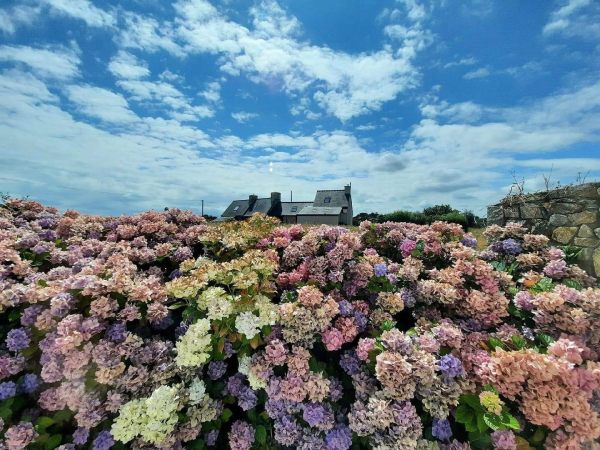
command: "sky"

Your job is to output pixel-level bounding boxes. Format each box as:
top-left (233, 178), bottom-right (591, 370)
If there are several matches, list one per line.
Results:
top-left (0, 0), bottom-right (599, 217)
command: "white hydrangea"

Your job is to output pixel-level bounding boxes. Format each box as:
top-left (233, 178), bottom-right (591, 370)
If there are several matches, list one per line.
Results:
top-left (188, 378), bottom-right (206, 405)
top-left (112, 385), bottom-right (180, 446)
top-left (235, 311), bottom-right (261, 339)
top-left (238, 355), bottom-right (252, 375)
top-left (255, 294), bottom-right (279, 326)
top-left (175, 318), bottom-right (212, 367)
top-left (248, 370), bottom-right (268, 390)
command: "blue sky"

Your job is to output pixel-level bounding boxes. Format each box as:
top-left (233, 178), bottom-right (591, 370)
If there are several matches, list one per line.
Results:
top-left (0, 0), bottom-right (599, 217)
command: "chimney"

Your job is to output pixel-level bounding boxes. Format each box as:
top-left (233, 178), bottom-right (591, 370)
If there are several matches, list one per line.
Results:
top-left (249, 194), bottom-right (258, 208)
top-left (344, 184), bottom-right (351, 195)
top-left (271, 192), bottom-right (281, 206)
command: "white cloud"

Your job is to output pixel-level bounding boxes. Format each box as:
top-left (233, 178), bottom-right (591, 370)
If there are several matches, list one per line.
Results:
top-left (463, 67), bottom-right (491, 79)
top-left (171, 0), bottom-right (427, 121)
top-left (108, 51), bottom-right (150, 80)
top-left (443, 57), bottom-right (477, 69)
top-left (120, 12), bottom-right (184, 56)
top-left (117, 79), bottom-right (214, 121)
top-left (199, 81), bottom-right (221, 103)
top-left (42, 0), bottom-right (116, 28)
top-left (231, 111), bottom-right (258, 123)
top-left (0, 4), bottom-right (41, 35)
top-left (543, 0), bottom-right (600, 39)
top-left (66, 85), bottom-right (138, 124)
top-left (0, 45), bottom-right (80, 80)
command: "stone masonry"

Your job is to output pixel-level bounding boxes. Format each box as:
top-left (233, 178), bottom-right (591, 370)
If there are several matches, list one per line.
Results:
top-left (487, 182), bottom-right (600, 278)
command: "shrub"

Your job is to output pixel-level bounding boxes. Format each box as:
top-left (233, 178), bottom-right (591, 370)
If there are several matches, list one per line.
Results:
top-left (0, 198), bottom-right (599, 450)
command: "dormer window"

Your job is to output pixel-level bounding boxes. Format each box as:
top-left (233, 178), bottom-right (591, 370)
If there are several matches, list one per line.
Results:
top-left (233, 206), bottom-right (239, 211)
top-left (324, 197), bottom-right (331, 203)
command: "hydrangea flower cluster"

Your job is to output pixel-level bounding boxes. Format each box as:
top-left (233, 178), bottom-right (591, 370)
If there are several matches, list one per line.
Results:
top-left (0, 197), bottom-right (599, 449)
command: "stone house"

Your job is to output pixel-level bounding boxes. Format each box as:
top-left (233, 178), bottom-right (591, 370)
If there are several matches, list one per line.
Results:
top-left (487, 182), bottom-right (600, 277)
top-left (219, 185), bottom-right (353, 226)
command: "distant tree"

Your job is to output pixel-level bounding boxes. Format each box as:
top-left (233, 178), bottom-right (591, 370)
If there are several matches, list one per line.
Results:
top-left (423, 204), bottom-right (455, 216)
top-left (203, 214), bottom-right (217, 221)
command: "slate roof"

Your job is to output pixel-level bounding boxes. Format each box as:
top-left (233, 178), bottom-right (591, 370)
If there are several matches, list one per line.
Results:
top-left (313, 189), bottom-right (350, 208)
top-left (281, 202), bottom-right (313, 215)
top-left (297, 206), bottom-right (342, 215)
top-left (221, 200), bottom-right (250, 217)
top-left (242, 198), bottom-right (273, 217)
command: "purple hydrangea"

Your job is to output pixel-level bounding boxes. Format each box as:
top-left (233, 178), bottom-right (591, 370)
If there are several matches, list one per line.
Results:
top-left (208, 361), bottom-right (227, 380)
top-left (325, 424), bottom-right (352, 450)
top-left (432, 418), bottom-right (453, 441)
top-left (329, 378), bottom-right (344, 402)
top-left (353, 311), bottom-right (367, 332)
top-left (229, 420), bottom-right (255, 450)
top-left (92, 430), bottom-right (114, 450)
top-left (21, 305), bottom-right (43, 327)
top-left (401, 289), bottom-right (417, 308)
top-left (491, 239), bottom-right (522, 255)
top-left (491, 430), bottom-right (517, 450)
top-left (6, 328), bottom-right (30, 352)
top-left (338, 300), bottom-right (353, 316)
top-left (20, 374), bottom-right (40, 394)
top-left (460, 236), bottom-right (478, 248)
top-left (73, 427), bottom-right (90, 445)
top-left (373, 263), bottom-right (388, 277)
top-left (226, 374), bottom-right (245, 397)
top-left (237, 386), bottom-right (258, 411)
top-left (204, 429), bottom-right (219, 446)
top-left (274, 415), bottom-right (301, 446)
top-left (106, 323), bottom-right (127, 342)
top-left (438, 354), bottom-right (464, 381)
top-left (339, 351), bottom-right (361, 376)
top-left (302, 402), bottom-right (328, 427)
top-left (0, 381), bottom-right (17, 400)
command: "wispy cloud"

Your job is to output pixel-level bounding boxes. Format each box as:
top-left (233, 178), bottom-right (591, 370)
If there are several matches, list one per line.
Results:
top-left (0, 45), bottom-right (80, 80)
top-left (231, 111), bottom-right (258, 123)
top-left (463, 67), bottom-right (491, 79)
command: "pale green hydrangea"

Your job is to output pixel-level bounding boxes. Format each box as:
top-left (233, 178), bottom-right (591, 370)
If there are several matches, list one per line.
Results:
top-left (112, 385), bottom-right (180, 446)
top-left (255, 294), bottom-right (279, 326)
top-left (235, 311), bottom-right (262, 339)
top-left (238, 355), bottom-right (251, 375)
top-left (175, 318), bottom-right (212, 367)
top-left (188, 378), bottom-right (206, 405)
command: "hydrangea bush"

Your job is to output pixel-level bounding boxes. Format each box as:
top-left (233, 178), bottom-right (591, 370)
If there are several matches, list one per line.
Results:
top-left (0, 198), bottom-right (599, 450)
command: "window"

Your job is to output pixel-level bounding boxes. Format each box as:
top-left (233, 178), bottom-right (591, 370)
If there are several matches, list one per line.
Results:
top-left (324, 197), bottom-right (331, 203)
top-left (233, 206), bottom-right (239, 211)
top-left (291, 206), bottom-right (298, 212)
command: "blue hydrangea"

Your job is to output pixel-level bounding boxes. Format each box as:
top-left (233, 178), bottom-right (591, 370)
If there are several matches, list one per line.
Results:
top-left (20, 374), bottom-right (40, 394)
top-left (432, 418), bottom-right (452, 441)
top-left (373, 263), bottom-right (388, 277)
top-left (438, 354), bottom-right (464, 381)
top-left (0, 381), bottom-right (17, 400)
top-left (92, 430), bottom-right (114, 450)
top-left (6, 328), bottom-right (30, 352)
top-left (325, 424), bottom-right (352, 450)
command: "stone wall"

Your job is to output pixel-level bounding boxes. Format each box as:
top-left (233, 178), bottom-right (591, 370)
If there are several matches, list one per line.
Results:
top-left (487, 182), bottom-right (600, 277)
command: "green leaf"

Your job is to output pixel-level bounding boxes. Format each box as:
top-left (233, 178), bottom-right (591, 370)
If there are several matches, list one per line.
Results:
top-left (499, 411), bottom-right (520, 430)
top-left (563, 279), bottom-right (582, 290)
top-left (468, 431), bottom-right (492, 450)
top-left (476, 413), bottom-right (488, 433)
top-left (36, 416), bottom-right (55, 432)
top-left (44, 434), bottom-right (62, 450)
top-left (255, 425), bottom-right (267, 445)
top-left (536, 333), bottom-right (555, 348)
top-left (455, 404), bottom-right (477, 432)
top-left (221, 408), bottom-right (233, 423)
top-left (488, 337), bottom-right (505, 350)
top-left (460, 394), bottom-right (482, 410)
top-left (511, 335), bottom-right (527, 350)
top-left (483, 413), bottom-right (503, 431)
top-left (188, 438), bottom-right (205, 450)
